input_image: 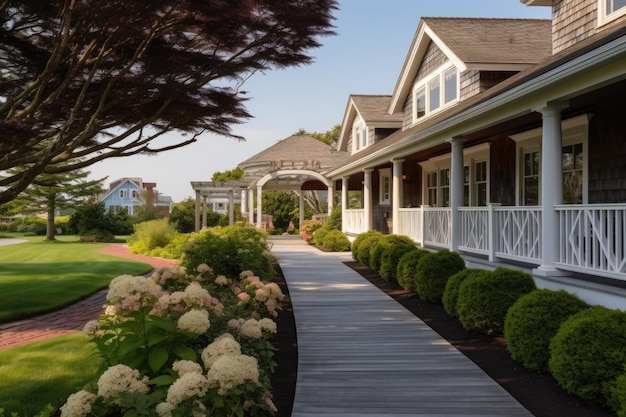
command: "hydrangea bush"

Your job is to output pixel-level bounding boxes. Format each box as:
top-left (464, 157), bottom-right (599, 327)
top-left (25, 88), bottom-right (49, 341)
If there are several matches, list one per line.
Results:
top-left (59, 226), bottom-right (284, 417)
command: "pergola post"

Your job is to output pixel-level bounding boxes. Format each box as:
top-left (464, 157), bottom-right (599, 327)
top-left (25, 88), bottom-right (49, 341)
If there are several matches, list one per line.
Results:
top-left (256, 186), bottom-right (263, 229)
top-left (194, 190), bottom-right (201, 232)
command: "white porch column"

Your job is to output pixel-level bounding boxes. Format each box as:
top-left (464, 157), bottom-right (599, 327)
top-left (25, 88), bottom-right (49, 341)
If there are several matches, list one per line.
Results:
top-left (363, 169), bottom-right (373, 231)
top-left (241, 190), bottom-right (247, 216)
top-left (228, 190), bottom-right (235, 226)
top-left (535, 102), bottom-right (568, 276)
top-left (327, 184), bottom-right (335, 214)
top-left (299, 190), bottom-right (304, 226)
top-left (392, 159), bottom-right (404, 234)
top-left (342, 177), bottom-right (349, 233)
top-left (194, 190), bottom-right (201, 232)
top-left (256, 186), bottom-right (263, 229)
top-left (248, 189), bottom-right (254, 225)
top-left (449, 137), bottom-right (465, 251)
top-left (202, 196), bottom-right (207, 229)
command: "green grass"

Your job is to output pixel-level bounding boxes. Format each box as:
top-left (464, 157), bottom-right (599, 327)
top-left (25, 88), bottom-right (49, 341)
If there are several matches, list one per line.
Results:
top-left (0, 236), bottom-right (152, 322)
top-left (0, 333), bottom-right (102, 416)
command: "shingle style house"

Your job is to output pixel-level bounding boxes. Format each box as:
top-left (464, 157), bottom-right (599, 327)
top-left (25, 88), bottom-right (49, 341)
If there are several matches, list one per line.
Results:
top-left (329, 0), bottom-right (626, 309)
top-left (98, 178), bottom-right (172, 216)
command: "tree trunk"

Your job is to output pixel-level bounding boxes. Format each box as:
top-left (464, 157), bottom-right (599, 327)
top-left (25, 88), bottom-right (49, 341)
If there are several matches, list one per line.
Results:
top-left (46, 197), bottom-right (56, 241)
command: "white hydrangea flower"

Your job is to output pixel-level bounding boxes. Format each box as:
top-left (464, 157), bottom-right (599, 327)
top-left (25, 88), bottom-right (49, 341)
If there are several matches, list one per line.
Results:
top-left (177, 309), bottom-right (210, 334)
top-left (259, 318), bottom-right (277, 334)
top-left (156, 401), bottom-right (176, 417)
top-left (183, 282), bottom-right (211, 308)
top-left (166, 372), bottom-right (210, 405)
top-left (201, 333), bottom-right (241, 369)
top-left (172, 359), bottom-right (203, 376)
top-left (207, 354), bottom-right (259, 395)
top-left (106, 274), bottom-right (162, 313)
top-left (215, 275), bottom-right (229, 286)
top-left (97, 364), bottom-right (150, 405)
top-left (82, 320), bottom-right (99, 336)
top-left (239, 318), bottom-right (263, 339)
top-left (197, 263), bottom-right (212, 273)
top-left (59, 390), bottom-right (97, 417)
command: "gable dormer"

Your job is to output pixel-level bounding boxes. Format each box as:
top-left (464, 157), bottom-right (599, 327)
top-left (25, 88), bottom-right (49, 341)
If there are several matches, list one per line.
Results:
top-left (337, 95), bottom-right (402, 155)
top-left (389, 17), bottom-right (551, 130)
top-left (524, 0), bottom-right (626, 54)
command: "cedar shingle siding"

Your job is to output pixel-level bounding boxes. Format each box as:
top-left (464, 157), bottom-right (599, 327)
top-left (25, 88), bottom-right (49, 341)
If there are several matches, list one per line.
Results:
top-left (552, 0), bottom-right (597, 53)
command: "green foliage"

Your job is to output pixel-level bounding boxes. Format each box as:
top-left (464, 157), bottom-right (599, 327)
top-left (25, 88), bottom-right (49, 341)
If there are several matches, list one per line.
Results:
top-left (324, 206), bottom-right (342, 231)
top-left (379, 243), bottom-right (417, 283)
top-left (351, 230), bottom-right (382, 261)
top-left (181, 225), bottom-right (275, 281)
top-left (370, 235), bottom-right (415, 273)
top-left (149, 233), bottom-right (191, 259)
top-left (396, 249), bottom-right (429, 291)
top-left (309, 124), bottom-right (340, 146)
top-left (169, 198), bottom-right (196, 233)
top-left (504, 289), bottom-right (589, 372)
top-left (318, 230), bottom-right (350, 252)
top-left (613, 370), bottom-right (626, 417)
top-left (128, 219), bottom-right (177, 254)
top-left (549, 306), bottom-right (626, 408)
top-left (443, 269), bottom-right (489, 318)
top-left (68, 200), bottom-right (126, 240)
top-left (355, 233), bottom-right (385, 267)
top-left (457, 267), bottom-right (536, 335)
top-left (300, 219), bottom-right (323, 233)
top-left (262, 191), bottom-right (298, 231)
top-left (211, 167), bottom-right (245, 182)
top-left (313, 226), bottom-right (329, 245)
top-left (414, 250), bottom-right (466, 303)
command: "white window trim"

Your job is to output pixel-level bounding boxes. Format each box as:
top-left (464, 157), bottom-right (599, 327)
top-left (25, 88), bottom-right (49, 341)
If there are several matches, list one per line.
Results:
top-left (598, 0), bottom-right (626, 26)
top-left (412, 63), bottom-right (459, 124)
top-left (419, 143), bottom-right (490, 207)
top-left (352, 115), bottom-right (368, 154)
top-left (119, 189), bottom-right (128, 198)
top-left (510, 114), bottom-right (590, 206)
top-left (379, 168), bottom-right (391, 205)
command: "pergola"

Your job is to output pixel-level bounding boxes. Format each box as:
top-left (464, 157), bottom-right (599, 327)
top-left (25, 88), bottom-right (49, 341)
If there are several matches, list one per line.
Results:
top-left (190, 134), bottom-right (350, 231)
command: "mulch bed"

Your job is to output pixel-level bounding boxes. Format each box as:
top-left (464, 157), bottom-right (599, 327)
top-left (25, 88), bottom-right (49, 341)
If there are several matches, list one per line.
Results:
top-left (270, 260), bottom-right (615, 417)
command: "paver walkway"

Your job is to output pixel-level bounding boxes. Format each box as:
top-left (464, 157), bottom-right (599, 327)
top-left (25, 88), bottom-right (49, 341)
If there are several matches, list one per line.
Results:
top-left (0, 243), bottom-right (176, 350)
top-left (271, 238), bottom-right (534, 417)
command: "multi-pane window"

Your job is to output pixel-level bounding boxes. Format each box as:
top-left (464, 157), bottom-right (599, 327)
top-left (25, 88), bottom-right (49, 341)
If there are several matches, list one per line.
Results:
top-left (119, 189), bottom-right (128, 198)
top-left (606, 0), bottom-right (626, 14)
top-left (353, 121), bottom-right (368, 153)
top-left (131, 190), bottom-right (140, 199)
top-left (426, 172), bottom-right (437, 206)
top-left (444, 69), bottom-right (458, 104)
top-left (440, 168), bottom-right (450, 207)
top-left (379, 169), bottom-right (391, 205)
top-left (464, 166), bottom-right (470, 206)
top-left (413, 66), bottom-right (458, 123)
top-left (415, 88), bottom-right (426, 119)
top-left (523, 151), bottom-right (540, 206)
top-left (562, 143), bottom-right (584, 204)
top-left (475, 161), bottom-right (488, 206)
top-left (429, 79), bottom-right (441, 112)
top-left (601, 0), bottom-right (626, 23)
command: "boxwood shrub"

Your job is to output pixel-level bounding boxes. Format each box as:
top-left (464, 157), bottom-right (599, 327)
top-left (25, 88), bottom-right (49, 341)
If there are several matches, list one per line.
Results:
top-left (370, 235), bottom-right (415, 273)
top-left (396, 249), bottom-right (429, 291)
top-left (613, 371), bottom-right (626, 417)
top-left (414, 249), bottom-right (465, 303)
top-left (442, 269), bottom-right (489, 318)
top-left (456, 267), bottom-right (536, 335)
top-left (352, 231), bottom-right (383, 265)
top-left (504, 289), bottom-right (589, 372)
top-left (549, 306), bottom-right (626, 408)
top-left (318, 230), bottom-right (351, 252)
top-left (379, 243), bottom-right (417, 283)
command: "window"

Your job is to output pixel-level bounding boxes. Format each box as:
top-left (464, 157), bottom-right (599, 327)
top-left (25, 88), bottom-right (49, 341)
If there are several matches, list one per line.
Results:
top-left (563, 143), bottom-right (583, 204)
top-left (379, 168), bottom-right (391, 205)
top-left (426, 172), bottom-right (438, 206)
top-left (352, 117), bottom-right (368, 153)
top-left (523, 151), bottom-right (540, 206)
top-left (131, 190), bottom-right (140, 198)
top-left (412, 65), bottom-right (458, 123)
top-left (600, 0), bottom-right (626, 24)
top-left (119, 189), bottom-right (128, 198)
top-left (475, 161), bottom-right (488, 206)
top-left (440, 169), bottom-right (450, 207)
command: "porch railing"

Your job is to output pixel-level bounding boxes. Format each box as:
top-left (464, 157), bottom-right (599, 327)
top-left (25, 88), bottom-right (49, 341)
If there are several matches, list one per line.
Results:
top-left (423, 207), bottom-right (451, 248)
top-left (557, 204), bottom-right (626, 279)
top-left (398, 208), bottom-right (423, 243)
top-left (343, 209), bottom-right (366, 235)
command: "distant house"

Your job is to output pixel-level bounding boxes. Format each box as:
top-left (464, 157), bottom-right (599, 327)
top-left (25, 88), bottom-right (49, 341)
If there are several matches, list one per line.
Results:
top-left (97, 178), bottom-right (172, 216)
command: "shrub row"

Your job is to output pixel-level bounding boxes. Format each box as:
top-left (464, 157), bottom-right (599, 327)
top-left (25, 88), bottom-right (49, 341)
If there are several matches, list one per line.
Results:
top-left (312, 208), bottom-right (351, 252)
top-left (351, 230), bottom-right (626, 415)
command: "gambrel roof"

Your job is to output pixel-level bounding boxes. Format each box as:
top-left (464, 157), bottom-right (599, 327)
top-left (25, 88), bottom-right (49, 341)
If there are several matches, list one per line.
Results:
top-left (337, 95), bottom-right (403, 152)
top-left (389, 17), bottom-right (552, 113)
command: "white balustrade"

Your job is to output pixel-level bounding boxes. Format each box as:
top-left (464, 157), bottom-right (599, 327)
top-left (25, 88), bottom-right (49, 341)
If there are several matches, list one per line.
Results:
top-left (458, 207), bottom-right (489, 254)
top-left (423, 207), bottom-right (451, 248)
top-left (344, 209), bottom-right (366, 235)
top-left (493, 206), bottom-right (542, 263)
top-left (398, 208), bottom-right (424, 244)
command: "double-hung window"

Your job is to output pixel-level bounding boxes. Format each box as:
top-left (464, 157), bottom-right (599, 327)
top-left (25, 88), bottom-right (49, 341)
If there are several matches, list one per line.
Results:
top-left (600, 0), bottom-right (626, 24)
top-left (413, 65), bottom-right (458, 123)
top-left (119, 189), bottom-right (128, 198)
top-left (379, 168), bottom-right (391, 205)
top-left (352, 117), bottom-right (368, 153)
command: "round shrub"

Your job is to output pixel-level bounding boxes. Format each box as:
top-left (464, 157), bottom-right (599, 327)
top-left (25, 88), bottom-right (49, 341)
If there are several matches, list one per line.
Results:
top-left (456, 267), bottom-right (536, 335)
top-left (128, 219), bottom-right (177, 253)
top-left (379, 243), bottom-right (417, 283)
top-left (549, 306), bottom-right (626, 407)
top-left (414, 249), bottom-right (465, 303)
top-left (442, 269), bottom-right (489, 318)
top-left (370, 235), bottom-right (415, 273)
top-left (351, 230), bottom-right (382, 262)
top-left (504, 289), bottom-right (589, 372)
top-left (319, 230), bottom-right (350, 252)
top-left (355, 233), bottom-right (385, 267)
top-left (396, 249), bottom-right (429, 291)
top-left (313, 227), bottom-right (330, 246)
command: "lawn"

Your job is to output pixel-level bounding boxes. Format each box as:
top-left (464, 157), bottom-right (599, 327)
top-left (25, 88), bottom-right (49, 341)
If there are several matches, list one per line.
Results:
top-left (0, 333), bottom-right (102, 416)
top-left (0, 236), bottom-right (152, 322)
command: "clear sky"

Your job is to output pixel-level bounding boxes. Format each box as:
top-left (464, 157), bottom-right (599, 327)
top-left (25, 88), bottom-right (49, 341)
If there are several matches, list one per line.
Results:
top-left (87, 0), bottom-right (551, 202)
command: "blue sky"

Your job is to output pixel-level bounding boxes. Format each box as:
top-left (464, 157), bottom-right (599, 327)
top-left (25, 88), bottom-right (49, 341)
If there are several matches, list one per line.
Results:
top-left (87, 1), bottom-right (551, 202)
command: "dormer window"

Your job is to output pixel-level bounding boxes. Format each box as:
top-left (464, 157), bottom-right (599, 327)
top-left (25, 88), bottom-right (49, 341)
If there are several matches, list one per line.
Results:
top-left (600, 0), bottom-right (626, 25)
top-left (412, 65), bottom-right (459, 123)
top-left (352, 116), bottom-right (368, 153)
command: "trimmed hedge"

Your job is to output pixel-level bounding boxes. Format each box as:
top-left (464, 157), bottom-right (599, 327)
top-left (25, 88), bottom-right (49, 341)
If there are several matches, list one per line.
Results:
top-left (370, 235), bottom-right (415, 273)
top-left (351, 230), bottom-right (382, 261)
top-left (614, 371), bottom-right (626, 417)
top-left (442, 269), bottom-right (489, 318)
top-left (379, 243), bottom-right (417, 283)
top-left (413, 250), bottom-right (465, 303)
top-left (396, 249), bottom-right (429, 291)
top-left (504, 289), bottom-right (589, 372)
top-left (456, 267), bottom-right (536, 335)
top-left (318, 230), bottom-right (350, 252)
top-left (353, 231), bottom-right (384, 266)
top-left (549, 306), bottom-right (626, 408)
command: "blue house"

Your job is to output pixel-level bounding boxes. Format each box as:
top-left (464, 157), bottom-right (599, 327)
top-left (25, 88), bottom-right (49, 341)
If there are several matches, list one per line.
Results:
top-left (97, 178), bottom-right (172, 216)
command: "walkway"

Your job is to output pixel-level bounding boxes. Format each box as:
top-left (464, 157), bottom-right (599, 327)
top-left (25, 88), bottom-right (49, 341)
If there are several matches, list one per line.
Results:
top-left (271, 238), bottom-right (534, 417)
